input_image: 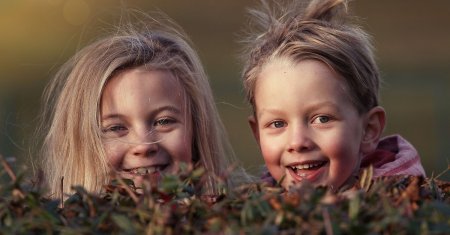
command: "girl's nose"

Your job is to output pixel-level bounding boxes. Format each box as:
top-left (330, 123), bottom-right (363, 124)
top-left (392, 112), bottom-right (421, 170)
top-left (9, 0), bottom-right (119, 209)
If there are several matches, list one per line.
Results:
top-left (287, 126), bottom-right (315, 153)
top-left (131, 141), bottom-right (159, 157)
top-left (130, 129), bottom-right (159, 157)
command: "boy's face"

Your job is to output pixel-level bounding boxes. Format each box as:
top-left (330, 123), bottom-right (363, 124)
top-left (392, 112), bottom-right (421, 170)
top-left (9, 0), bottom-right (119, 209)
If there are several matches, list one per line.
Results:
top-left (100, 68), bottom-right (193, 187)
top-left (250, 59), bottom-right (367, 190)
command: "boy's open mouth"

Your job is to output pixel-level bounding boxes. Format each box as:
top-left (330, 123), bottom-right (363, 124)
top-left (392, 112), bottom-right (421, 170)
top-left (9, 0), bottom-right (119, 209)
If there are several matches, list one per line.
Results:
top-left (290, 161), bottom-right (327, 172)
top-left (123, 164), bottom-right (168, 176)
top-left (288, 160), bottom-right (328, 182)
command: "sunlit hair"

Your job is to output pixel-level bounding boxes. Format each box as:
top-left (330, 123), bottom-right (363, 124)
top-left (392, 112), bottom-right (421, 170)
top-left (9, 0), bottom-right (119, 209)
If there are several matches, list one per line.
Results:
top-left (38, 12), bottom-right (248, 199)
top-left (241, 0), bottom-right (380, 114)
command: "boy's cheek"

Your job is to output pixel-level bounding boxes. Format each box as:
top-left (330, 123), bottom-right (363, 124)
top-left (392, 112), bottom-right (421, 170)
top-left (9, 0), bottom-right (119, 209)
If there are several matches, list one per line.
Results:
top-left (260, 139), bottom-right (284, 180)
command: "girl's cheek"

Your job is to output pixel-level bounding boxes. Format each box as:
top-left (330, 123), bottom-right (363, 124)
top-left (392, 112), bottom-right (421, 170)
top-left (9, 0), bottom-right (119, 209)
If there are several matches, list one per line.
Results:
top-left (103, 141), bottom-right (123, 168)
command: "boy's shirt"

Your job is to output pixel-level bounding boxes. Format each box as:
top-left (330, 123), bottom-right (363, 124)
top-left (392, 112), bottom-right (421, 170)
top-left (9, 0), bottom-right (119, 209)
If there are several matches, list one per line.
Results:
top-left (361, 134), bottom-right (426, 177)
top-left (260, 134), bottom-right (426, 186)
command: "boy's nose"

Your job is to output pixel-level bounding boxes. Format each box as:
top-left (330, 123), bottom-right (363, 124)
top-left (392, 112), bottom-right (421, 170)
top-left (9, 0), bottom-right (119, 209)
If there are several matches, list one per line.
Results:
top-left (287, 127), bottom-right (315, 153)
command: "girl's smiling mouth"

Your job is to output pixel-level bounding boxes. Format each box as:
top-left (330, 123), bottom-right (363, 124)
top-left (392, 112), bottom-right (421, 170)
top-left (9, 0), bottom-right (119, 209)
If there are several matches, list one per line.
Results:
top-left (122, 164), bottom-right (169, 176)
top-left (287, 160), bottom-right (328, 183)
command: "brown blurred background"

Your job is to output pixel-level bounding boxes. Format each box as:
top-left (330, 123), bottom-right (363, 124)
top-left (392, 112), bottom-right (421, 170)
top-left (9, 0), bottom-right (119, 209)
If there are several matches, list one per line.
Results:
top-left (1, 0), bottom-right (449, 180)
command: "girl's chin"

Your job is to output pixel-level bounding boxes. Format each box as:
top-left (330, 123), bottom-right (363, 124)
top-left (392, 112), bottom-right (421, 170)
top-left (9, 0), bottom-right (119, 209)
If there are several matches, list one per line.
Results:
top-left (120, 171), bottom-right (162, 188)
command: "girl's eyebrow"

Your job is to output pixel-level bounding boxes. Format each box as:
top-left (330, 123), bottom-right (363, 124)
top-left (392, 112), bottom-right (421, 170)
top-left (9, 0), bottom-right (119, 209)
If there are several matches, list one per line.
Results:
top-left (101, 105), bottom-right (182, 120)
top-left (101, 114), bottom-right (124, 121)
top-left (153, 105), bottom-right (182, 115)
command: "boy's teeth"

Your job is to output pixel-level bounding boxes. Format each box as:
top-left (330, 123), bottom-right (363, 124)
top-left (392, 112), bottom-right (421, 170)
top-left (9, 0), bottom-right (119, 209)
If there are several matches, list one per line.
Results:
top-left (291, 162), bottom-right (324, 170)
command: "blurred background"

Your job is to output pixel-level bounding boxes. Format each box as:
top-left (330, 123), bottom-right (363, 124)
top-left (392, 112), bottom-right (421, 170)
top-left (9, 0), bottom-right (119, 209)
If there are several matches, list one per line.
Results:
top-left (1, 0), bottom-right (449, 180)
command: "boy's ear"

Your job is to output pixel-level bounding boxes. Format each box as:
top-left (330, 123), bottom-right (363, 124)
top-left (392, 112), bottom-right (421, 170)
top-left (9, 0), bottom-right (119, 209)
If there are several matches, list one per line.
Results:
top-left (248, 115), bottom-right (260, 146)
top-left (361, 106), bottom-right (386, 154)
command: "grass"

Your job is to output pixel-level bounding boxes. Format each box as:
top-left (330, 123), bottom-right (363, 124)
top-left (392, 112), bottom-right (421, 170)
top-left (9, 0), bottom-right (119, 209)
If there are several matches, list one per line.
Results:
top-left (1, 155), bottom-right (449, 234)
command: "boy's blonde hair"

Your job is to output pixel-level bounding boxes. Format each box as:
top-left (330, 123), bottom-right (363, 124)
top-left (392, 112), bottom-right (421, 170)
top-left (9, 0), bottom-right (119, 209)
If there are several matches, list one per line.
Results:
top-left (39, 14), bottom-right (244, 199)
top-left (241, 0), bottom-right (380, 114)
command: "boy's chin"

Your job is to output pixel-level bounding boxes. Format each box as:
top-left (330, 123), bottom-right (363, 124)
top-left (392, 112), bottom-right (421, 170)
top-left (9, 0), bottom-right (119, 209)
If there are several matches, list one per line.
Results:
top-left (284, 174), bottom-right (345, 193)
top-left (282, 172), bottom-right (358, 193)
top-left (283, 165), bottom-right (329, 189)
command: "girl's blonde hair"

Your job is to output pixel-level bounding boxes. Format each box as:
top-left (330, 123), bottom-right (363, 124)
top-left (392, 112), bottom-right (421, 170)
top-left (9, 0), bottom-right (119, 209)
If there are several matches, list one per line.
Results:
top-left (241, 0), bottom-right (380, 114)
top-left (39, 13), bottom-right (246, 199)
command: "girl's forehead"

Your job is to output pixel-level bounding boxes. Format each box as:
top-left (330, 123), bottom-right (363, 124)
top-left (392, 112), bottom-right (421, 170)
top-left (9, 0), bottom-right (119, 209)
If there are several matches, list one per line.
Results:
top-left (101, 68), bottom-right (188, 107)
top-left (108, 67), bottom-right (183, 89)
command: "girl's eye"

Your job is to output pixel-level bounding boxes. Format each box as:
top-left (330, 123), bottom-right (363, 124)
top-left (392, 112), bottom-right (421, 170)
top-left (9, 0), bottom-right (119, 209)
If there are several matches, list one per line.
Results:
top-left (154, 117), bottom-right (175, 126)
top-left (103, 125), bottom-right (127, 133)
top-left (312, 115), bottom-right (330, 124)
top-left (101, 125), bottom-right (128, 138)
top-left (270, 120), bottom-right (286, 128)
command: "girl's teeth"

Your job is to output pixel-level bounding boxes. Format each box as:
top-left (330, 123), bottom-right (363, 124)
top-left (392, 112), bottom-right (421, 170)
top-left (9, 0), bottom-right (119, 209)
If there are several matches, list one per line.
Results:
top-left (130, 166), bottom-right (158, 175)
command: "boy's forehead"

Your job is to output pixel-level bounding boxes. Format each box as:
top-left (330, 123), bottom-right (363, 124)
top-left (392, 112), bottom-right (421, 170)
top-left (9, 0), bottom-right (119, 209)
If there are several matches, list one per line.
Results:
top-left (254, 58), bottom-right (358, 115)
top-left (262, 56), bottom-right (295, 72)
top-left (263, 57), bottom-right (351, 91)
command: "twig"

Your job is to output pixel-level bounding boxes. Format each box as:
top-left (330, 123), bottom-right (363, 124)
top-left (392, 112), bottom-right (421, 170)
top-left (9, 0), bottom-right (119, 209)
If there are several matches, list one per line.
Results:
top-left (0, 154), bottom-right (17, 181)
top-left (60, 176), bottom-right (64, 208)
top-left (433, 161), bottom-right (449, 180)
top-left (322, 208), bottom-right (334, 235)
top-left (117, 177), bottom-right (139, 204)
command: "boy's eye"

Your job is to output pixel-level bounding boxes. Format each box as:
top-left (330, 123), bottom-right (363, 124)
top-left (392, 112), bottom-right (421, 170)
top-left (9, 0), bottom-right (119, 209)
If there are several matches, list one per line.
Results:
top-left (270, 120), bottom-right (286, 128)
top-left (312, 115), bottom-right (330, 124)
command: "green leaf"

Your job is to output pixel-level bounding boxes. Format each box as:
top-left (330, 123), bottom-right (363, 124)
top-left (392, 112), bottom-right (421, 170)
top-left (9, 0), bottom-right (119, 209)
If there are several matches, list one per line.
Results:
top-left (111, 214), bottom-right (136, 234)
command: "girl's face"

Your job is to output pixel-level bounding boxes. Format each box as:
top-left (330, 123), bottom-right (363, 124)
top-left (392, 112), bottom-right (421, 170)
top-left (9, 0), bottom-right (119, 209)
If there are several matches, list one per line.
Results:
top-left (101, 67), bottom-right (193, 186)
top-left (250, 59), bottom-right (368, 190)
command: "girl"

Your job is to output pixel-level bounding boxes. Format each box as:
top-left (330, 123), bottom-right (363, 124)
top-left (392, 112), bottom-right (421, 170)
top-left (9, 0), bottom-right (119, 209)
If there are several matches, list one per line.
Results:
top-left (38, 14), bottom-right (247, 200)
top-left (240, 0), bottom-right (425, 191)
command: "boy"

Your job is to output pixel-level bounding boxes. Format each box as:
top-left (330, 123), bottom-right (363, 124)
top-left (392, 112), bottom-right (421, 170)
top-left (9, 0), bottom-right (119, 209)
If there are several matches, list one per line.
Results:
top-left (240, 0), bottom-right (425, 190)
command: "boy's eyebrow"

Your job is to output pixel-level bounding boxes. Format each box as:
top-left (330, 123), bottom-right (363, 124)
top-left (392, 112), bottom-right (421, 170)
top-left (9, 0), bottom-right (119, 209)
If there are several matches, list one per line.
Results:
top-left (305, 101), bottom-right (340, 112)
top-left (101, 105), bottom-right (182, 120)
top-left (257, 108), bottom-right (284, 119)
top-left (257, 101), bottom-right (341, 119)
